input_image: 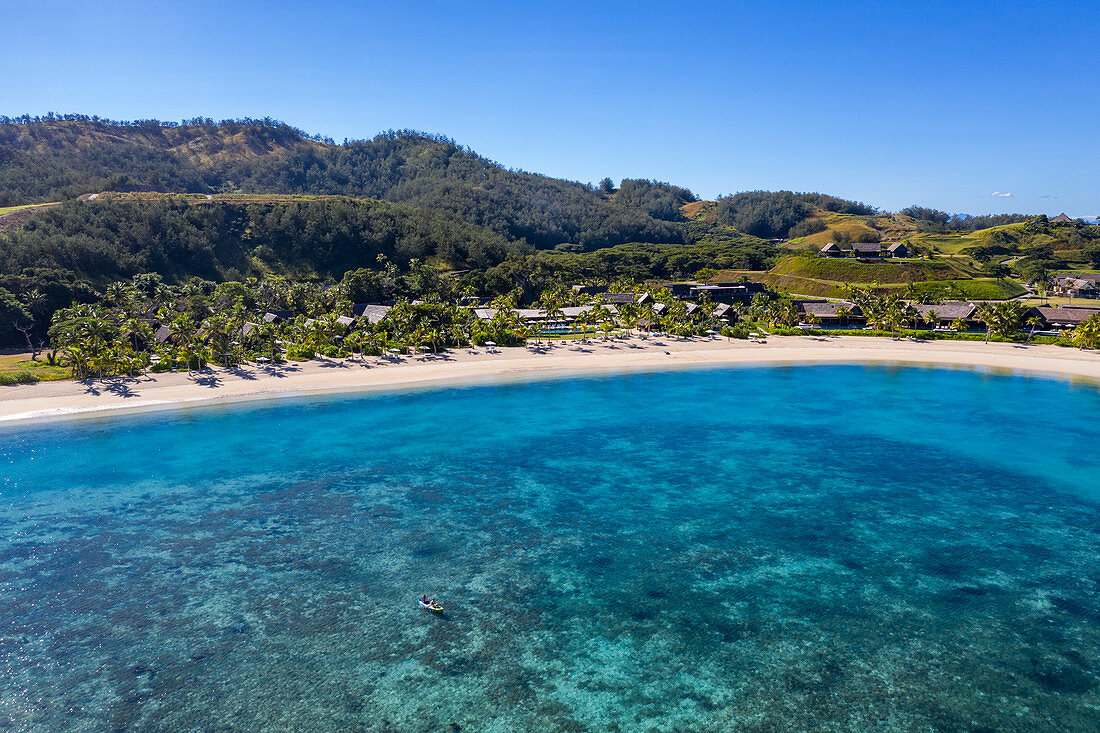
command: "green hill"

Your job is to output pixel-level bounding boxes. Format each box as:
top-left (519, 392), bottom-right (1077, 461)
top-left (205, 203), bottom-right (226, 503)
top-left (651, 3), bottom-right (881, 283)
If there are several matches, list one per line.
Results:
top-left (0, 115), bottom-right (692, 250)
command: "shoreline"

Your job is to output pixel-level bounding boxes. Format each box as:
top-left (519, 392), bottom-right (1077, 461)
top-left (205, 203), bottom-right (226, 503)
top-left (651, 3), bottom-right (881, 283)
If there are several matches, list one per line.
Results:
top-left (3, 335), bottom-right (1100, 426)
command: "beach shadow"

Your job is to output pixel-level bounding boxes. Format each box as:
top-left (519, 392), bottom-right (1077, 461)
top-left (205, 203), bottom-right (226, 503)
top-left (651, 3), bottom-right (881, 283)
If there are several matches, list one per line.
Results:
top-left (260, 364), bottom-right (300, 378)
top-left (189, 373), bottom-right (223, 389)
top-left (417, 353), bottom-right (455, 361)
top-left (316, 358), bottom-right (350, 369)
top-left (80, 380), bottom-right (101, 396)
top-left (101, 379), bottom-right (139, 398)
top-left (228, 367), bottom-right (258, 381)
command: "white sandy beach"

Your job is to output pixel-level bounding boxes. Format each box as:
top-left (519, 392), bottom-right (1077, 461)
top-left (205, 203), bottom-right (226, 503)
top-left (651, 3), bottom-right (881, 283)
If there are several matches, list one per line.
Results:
top-left (2, 334), bottom-right (1100, 425)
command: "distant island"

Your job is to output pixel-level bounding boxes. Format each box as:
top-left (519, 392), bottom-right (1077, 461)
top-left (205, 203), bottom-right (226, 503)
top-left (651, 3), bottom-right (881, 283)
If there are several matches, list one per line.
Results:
top-left (1, 114), bottom-right (1098, 384)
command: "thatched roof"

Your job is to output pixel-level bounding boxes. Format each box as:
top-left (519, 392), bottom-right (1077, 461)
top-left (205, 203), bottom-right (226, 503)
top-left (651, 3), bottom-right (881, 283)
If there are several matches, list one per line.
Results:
top-left (262, 310), bottom-right (294, 323)
top-left (798, 301), bottom-right (858, 317)
top-left (1035, 306), bottom-right (1100, 326)
top-left (911, 302), bottom-right (977, 320)
top-left (851, 242), bottom-right (882, 253)
top-left (352, 304), bottom-right (391, 324)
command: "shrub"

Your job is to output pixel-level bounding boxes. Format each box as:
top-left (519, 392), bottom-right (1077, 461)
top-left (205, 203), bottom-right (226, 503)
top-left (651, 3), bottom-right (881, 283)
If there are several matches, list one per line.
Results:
top-left (722, 324), bottom-right (751, 339)
top-left (0, 370), bottom-right (40, 386)
top-left (788, 219), bottom-right (827, 238)
top-left (286, 346), bottom-right (315, 361)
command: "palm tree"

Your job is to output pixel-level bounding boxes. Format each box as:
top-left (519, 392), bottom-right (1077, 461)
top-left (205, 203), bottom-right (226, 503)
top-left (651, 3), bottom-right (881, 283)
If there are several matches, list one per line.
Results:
top-left (835, 305), bottom-right (851, 328)
top-left (975, 302), bottom-right (996, 343)
top-left (616, 302), bottom-right (639, 332)
top-left (1070, 314), bottom-right (1100, 349)
top-left (537, 291), bottom-right (567, 344)
top-left (344, 330), bottom-right (363, 361)
top-left (1024, 316), bottom-right (1042, 345)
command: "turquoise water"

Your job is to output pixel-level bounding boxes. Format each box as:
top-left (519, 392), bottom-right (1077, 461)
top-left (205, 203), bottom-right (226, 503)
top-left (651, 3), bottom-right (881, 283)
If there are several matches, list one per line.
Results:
top-left (2, 365), bottom-right (1100, 731)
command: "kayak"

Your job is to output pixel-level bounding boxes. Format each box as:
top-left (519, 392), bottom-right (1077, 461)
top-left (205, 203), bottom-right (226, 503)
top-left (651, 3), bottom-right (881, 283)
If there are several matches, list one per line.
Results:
top-left (418, 599), bottom-right (444, 613)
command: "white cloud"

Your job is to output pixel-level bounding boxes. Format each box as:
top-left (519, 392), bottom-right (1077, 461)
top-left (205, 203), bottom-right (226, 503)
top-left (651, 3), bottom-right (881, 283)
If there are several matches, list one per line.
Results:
top-left (991, 191), bottom-right (1013, 198)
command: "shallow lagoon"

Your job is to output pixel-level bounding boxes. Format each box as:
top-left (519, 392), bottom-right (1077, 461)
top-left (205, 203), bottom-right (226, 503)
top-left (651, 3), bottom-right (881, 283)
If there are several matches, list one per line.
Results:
top-left (2, 364), bottom-right (1100, 731)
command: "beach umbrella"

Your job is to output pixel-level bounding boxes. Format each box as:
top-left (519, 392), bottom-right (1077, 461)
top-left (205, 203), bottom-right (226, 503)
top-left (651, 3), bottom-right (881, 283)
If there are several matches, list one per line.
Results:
top-left (485, 340), bottom-right (497, 346)
top-left (418, 346), bottom-right (432, 352)
top-left (388, 348), bottom-right (401, 354)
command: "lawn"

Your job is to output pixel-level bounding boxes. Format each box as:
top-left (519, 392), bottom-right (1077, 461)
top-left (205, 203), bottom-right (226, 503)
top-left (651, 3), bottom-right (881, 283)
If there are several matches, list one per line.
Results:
top-left (770, 255), bottom-right (968, 284)
top-left (905, 278), bottom-right (1027, 300)
top-left (0, 353), bottom-right (71, 382)
top-left (1020, 296), bottom-right (1100, 307)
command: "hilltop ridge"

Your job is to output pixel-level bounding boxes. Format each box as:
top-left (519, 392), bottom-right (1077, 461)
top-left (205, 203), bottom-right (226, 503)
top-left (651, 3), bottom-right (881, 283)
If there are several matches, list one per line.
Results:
top-left (0, 115), bottom-right (692, 250)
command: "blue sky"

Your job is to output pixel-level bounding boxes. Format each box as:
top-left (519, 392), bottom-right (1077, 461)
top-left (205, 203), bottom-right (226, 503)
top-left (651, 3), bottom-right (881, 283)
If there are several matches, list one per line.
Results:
top-left (3, 0), bottom-right (1097, 216)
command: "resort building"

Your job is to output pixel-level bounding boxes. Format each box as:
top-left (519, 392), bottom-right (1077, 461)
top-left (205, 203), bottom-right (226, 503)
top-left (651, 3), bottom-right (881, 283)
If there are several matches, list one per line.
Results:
top-left (795, 301), bottom-right (863, 326)
top-left (262, 310), bottom-right (295, 324)
top-left (600, 292), bottom-right (641, 305)
top-left (910, 302), bottom-right (980, 329)
top-left (851, 242), bottom-right (883, 259)
top-left (1051, 274), bottom-right (1100, 299)
top-left (351, 304), bottom-right (393, 324)
top-left (154, 325), bottom-right (175, 344)
top-left (570, 285), bottom-right (607, 295)
top-left (712, 303), bottom-right (735, 323)
top-left (665, 282), bottom-right (764, 304)
top-left (1032, 305), bottom-right (1100, 329)
top-left (886, 242), bottom-right (910, 258)
top-left (819, 241), bottom-right (909, 259)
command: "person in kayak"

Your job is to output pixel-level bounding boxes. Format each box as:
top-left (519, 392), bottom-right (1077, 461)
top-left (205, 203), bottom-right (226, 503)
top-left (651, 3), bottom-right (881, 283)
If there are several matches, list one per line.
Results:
top-left (420, 595), bottom-right (430, 605)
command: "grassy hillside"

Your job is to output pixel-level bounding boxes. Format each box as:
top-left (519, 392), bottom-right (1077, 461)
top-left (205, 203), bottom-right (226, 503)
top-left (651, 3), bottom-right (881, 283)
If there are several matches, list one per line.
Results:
top-left (770, 255), bottom-right (968, 283)
top-left (710, 253), bottom-right (1023, 300)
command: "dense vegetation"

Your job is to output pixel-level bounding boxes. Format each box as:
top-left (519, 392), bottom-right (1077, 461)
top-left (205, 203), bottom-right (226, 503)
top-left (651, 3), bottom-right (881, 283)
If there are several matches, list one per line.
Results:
top-left (1, 197), bottom-right (514, 281)
top-left (0, 191), bottom-right (782, 344)
top-left (0, 116), bottom-right (689, 249)
top-left (899, 206), bottom-right (1033, 233)
top-left (713, 191), bottom-right (875, 238)
top-left (39, 275), bottom-right (743, 379)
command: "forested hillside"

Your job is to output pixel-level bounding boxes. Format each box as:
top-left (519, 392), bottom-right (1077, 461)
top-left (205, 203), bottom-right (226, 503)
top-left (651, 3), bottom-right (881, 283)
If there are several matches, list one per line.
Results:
top-left (0, 195), bottom-right (516, 338)
top-left (0, 115), bottom-right (690, 249)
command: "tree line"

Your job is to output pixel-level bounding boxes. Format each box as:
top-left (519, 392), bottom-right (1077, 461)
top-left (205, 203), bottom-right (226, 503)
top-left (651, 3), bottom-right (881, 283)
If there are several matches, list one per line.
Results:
top-left (713, 191), bottom-right (876, 239)
top-left (899, 206), bottom-right (1034, 233)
